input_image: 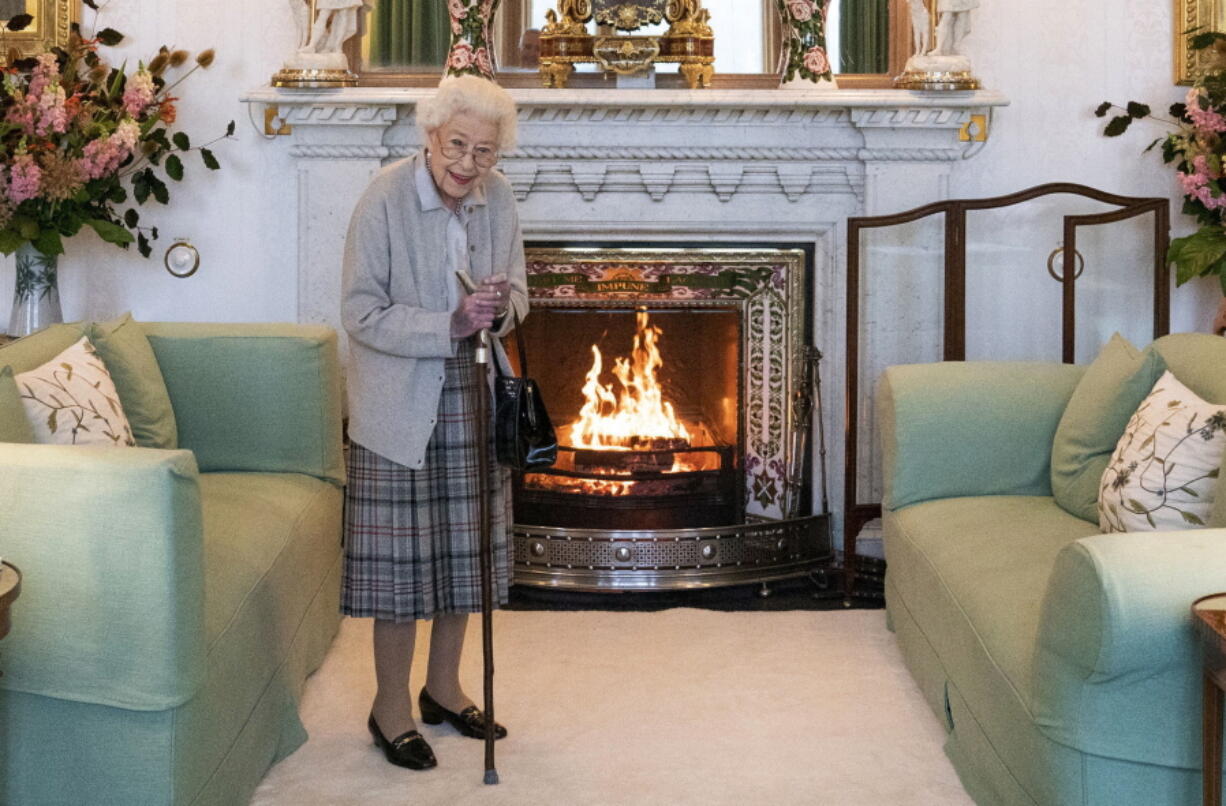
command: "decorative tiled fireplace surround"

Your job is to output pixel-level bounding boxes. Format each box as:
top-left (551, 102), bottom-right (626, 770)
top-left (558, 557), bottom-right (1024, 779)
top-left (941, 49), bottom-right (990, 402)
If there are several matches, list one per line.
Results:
top-left (241, 86), bottom-right (1009, 558)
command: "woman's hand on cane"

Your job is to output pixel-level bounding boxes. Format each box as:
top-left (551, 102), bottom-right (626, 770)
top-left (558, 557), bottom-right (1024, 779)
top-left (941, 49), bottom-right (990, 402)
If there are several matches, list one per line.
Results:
top-left (479, 273), bottom-right (511, 318)
top-left (451, 288), bottom-right (501, 339)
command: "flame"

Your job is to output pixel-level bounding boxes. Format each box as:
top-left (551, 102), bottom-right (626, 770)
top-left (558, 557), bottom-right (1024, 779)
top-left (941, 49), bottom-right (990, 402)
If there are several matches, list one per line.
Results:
top-left (566, 311), bottom-right (691, 450)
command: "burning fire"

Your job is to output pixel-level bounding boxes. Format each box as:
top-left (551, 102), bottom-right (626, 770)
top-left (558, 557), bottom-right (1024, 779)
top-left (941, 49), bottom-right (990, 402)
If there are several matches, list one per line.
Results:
top-left (566, 310), bottom-right (691, 451)
top-left (522, 310), bottom-right (720, 496)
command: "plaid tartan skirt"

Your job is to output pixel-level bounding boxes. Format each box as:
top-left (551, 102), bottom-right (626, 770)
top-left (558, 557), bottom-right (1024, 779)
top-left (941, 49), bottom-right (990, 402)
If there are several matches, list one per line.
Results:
top-left (341, 351), bottom-right (512, 622)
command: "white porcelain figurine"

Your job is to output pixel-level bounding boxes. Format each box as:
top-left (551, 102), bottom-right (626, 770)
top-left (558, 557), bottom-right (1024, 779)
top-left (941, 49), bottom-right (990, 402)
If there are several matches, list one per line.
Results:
top-left (927, 0), bottom-right (978, 57)
top-left (277, 0), bottom-right (368, 85)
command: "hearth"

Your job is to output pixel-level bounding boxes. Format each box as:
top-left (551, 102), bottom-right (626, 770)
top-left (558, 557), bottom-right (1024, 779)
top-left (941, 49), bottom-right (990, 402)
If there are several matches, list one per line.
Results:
top-left (509, 247), bottom-right (831, 592)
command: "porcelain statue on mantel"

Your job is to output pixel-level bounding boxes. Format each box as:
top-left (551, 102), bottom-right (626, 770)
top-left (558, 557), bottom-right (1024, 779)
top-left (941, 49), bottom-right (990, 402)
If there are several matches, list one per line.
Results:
top-left (272, 0), bottom-right (368, 88)
top-left (894, 0), bottom-right (980, 91)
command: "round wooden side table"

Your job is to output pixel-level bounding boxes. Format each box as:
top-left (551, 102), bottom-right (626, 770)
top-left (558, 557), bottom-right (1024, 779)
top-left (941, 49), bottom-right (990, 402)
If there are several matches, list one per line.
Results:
top-left (1193, 592), bottom-right (1226, 806)
top-left (0, 561), bottom-right (20, 640)
top-left (0, 561), bottom-right (21, 680)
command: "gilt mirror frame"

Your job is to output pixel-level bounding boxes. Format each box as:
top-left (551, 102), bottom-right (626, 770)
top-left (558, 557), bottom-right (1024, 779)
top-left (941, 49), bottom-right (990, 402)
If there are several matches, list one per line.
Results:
top-left (1176, 0), bottom-right (1220, 84)
top-left (0, 0), bottom-right (77, 58)
top-left (347, 0), bottom-right (916, 90)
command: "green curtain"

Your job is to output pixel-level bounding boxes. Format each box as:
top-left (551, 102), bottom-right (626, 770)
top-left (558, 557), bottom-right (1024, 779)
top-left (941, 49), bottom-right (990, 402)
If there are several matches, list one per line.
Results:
top-left (838, 0), bottom-right (888, 74)
top-left (368, 0), bottom-right (451, 69)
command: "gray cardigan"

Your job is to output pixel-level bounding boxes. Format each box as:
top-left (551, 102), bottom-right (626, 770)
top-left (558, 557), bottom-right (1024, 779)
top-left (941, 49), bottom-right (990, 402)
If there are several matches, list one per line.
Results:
top-left (341, 152), bottom-right (528, 468)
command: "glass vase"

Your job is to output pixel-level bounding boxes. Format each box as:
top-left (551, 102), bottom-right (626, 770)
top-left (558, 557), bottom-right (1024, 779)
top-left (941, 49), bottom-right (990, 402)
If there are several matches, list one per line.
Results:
top-left (8, 242), bottom-right (62, 338)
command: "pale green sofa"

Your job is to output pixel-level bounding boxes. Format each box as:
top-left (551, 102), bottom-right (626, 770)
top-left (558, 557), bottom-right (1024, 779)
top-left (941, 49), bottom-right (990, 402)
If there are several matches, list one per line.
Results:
top-left (0, 322), bottom-right (345, 805)
top-left (879, 332), bottom-right (1226, 806)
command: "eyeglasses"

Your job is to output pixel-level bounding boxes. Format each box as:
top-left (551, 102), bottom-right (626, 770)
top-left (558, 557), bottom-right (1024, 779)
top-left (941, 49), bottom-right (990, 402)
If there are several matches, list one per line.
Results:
top-left (437, 138), bottom-right (500, 168)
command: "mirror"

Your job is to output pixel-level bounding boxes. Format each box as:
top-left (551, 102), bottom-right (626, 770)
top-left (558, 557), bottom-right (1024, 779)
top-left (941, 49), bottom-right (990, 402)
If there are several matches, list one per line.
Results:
top-left (1175, 0), bottom-right (1222, 84)
top-left (360, 0), bottom-right (904, 81)
top-left (0, 0), bottom-right (77, 57)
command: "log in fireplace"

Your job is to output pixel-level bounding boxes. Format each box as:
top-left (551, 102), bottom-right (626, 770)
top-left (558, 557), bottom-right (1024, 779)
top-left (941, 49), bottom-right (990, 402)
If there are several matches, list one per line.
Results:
top-left (509, 247), bottom-right (832, 592)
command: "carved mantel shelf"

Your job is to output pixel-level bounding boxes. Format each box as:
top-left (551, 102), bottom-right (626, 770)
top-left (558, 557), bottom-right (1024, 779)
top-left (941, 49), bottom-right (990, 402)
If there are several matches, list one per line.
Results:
top-left (242, 86), bottom-right (1008, 203)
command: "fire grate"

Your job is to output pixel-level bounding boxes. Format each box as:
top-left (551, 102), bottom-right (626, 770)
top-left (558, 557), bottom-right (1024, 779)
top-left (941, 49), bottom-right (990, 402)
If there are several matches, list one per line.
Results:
top-left (514, 515), bottom-right (832, 592)
top-left (515, 444), bottom-right (738, 530)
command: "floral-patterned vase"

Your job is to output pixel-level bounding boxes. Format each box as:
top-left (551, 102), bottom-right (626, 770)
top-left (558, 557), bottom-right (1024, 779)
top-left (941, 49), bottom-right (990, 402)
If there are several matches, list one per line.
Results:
top-left (445, 0), bottom-right (502, 79)
top-left (776, 0), bottom-right (836, 88)
top-left (8, 242), bottom-right (62, 338)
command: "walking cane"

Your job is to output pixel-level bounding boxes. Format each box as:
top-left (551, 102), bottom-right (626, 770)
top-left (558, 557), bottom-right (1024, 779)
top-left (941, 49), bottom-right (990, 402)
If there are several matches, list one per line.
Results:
top-left (472, 327), bottom-right (500, 785)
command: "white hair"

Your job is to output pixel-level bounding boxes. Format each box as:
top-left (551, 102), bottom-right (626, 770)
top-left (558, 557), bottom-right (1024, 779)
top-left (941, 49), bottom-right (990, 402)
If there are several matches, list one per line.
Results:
top-left (416, 75), bottom-right (518, 153)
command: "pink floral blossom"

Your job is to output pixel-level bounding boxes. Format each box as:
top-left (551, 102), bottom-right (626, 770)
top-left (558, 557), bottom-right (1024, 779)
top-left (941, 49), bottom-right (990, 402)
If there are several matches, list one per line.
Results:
top-left (1186, 87), bottom-right (1226, 134)
top-left (9, 153), bottom-right (41, 204)
top-left (448, 41), bottom-right (475, 71)
top-left (122, 69), bottom-right (156, 118)
top-left (787, 0), bottom-right (816, 21)
top-left (26, 53), bottom-right (59, 100)
top-left (78, 120), bottom-right (141, 180)
top-left (5, 98), bottom-right (35, 136)
top-left (1178, 154), bottom-right (1226, 211)
top-left (475, 47), bottom-right (493, 77)
top-left (448, 0), bottom-right (468, 22)
top-left (36, 84), bottom-right (68, 135)
top-left (803, 45), bottom-right (830, 75)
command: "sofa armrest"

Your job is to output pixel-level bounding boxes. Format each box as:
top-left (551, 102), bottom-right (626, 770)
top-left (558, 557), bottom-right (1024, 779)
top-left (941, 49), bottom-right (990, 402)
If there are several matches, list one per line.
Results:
top-left (1032, 530), bottom-right (1226, 768)
top-left (0, 444), bottom-right (206, 710)
top-left (878, 361), bottom-right (1084, 510)
top-left (142, 323), bottom-right (344, 485)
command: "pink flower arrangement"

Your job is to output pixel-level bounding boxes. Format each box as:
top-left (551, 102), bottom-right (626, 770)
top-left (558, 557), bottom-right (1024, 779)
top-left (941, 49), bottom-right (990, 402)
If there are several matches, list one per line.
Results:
top-left (1097, 31), bottom-right (1226, 293)
top-left (0, 19), bottom-right (232, 258)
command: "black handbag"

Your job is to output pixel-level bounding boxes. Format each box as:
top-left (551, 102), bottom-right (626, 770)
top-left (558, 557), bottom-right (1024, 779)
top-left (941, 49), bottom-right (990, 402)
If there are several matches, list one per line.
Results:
top-left (493, 313), bottom-right (557, 471)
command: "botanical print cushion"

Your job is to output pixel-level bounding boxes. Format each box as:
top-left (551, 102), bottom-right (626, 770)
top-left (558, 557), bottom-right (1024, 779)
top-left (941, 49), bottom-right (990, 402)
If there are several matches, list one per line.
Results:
top-left (1099, 370), bottom-right (1226, 533)
top-left (15, 336), bottom-right (135, 446)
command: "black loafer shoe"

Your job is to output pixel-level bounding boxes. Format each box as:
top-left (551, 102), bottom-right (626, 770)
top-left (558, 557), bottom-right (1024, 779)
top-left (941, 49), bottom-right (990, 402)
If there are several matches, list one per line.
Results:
top-left (368, 713), bottom-right (438, 770)
top-left (419, 687), bottom-right (508, 740)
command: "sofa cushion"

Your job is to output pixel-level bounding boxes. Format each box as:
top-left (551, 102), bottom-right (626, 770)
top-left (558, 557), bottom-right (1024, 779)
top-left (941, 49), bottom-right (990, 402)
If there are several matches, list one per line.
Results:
top-left (1099, 370), bottom-right (1226, 532)
top-left (0, 322), bottom-right (81, 373)
top-left (17, 336), bottom-right (135, 446)
top-left (1153, 333), bottom-right (1226, 528)
top-left (885, 496), bottom-right (1101, 803)
top-left (199, 472), bottom-right (341, 648)
top-left (879, 362), bottom-right (1085, 510)
top-left (89, 313), bottom-right (178, 449)
top-left (0, 365), bottom-right (34, 443)
top-left (144, 323), bottom-right (345, 484)
top-left (886, 496), bottom-right (1100, 715)
top-left (0, 324), bottom-right (83, 444)
top-left (1051, 333), bottom-right (1165, 523)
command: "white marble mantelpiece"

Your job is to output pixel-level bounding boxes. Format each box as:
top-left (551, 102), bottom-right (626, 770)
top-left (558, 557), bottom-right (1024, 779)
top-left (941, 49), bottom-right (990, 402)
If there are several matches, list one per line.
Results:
top-left (239, 85), bottom-right (1008, 548)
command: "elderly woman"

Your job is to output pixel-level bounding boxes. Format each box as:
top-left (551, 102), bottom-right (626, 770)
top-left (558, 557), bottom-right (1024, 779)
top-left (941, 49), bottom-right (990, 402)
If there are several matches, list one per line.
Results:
top-left (340, 75), bottom-right (526, 771)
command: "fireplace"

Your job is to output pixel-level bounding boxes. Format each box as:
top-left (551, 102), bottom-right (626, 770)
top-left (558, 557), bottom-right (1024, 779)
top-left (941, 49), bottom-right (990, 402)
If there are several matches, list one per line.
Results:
top-left (509, 247), bottom-right (831, 592)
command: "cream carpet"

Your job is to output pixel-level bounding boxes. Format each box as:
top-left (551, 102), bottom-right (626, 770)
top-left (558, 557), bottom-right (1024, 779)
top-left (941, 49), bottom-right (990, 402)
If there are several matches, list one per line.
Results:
top-left (251, 609), bottom-right (973, 806)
